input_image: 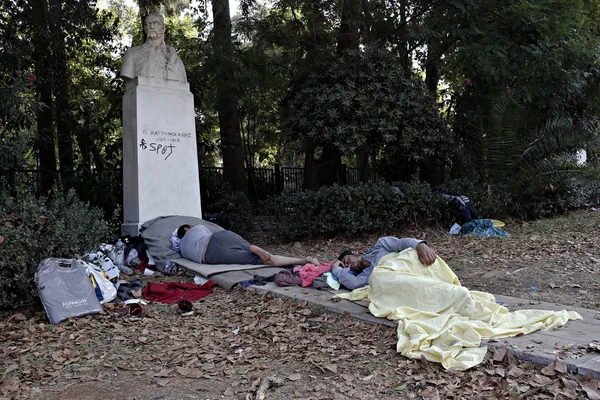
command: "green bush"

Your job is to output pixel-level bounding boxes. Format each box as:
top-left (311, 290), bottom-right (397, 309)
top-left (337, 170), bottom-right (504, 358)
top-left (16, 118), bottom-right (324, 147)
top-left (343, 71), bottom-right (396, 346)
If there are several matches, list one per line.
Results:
top-left (213, 191), bottom-right (256, 237)
top-left (0, 189), bottom-right (112, 309)
top-left (262, 181), bottom-right (450, 240)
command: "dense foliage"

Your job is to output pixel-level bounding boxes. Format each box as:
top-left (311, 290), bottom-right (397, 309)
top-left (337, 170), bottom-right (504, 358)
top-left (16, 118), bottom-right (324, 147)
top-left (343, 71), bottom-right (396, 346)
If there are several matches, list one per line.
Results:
top-left (261, 181), bottom-right (452, 240)
top-left (0, 0), bottom-right (599, 262)
top-left (282, 48), bottom-right (452, 182)
top-left (0, 189), bottom-right (112, 308)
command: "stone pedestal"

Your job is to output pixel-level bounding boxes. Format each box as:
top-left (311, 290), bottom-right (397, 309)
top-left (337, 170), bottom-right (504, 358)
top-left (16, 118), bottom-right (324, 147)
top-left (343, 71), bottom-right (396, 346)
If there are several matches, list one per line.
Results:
top-left (121, 76), bottom-right (202, 236)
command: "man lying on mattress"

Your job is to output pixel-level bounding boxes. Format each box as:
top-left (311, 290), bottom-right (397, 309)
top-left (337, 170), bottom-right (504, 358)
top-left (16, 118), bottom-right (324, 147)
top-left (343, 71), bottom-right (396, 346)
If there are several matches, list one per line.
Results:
top-left (177, 224), bottom-right (319, 267)
top-left (331, 236), bottom-right (437, 290)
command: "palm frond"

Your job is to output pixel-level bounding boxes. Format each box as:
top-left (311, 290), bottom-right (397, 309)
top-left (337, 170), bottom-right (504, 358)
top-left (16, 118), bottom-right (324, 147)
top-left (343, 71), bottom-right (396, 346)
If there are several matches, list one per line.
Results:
top-left (515, 116), bottom-right (595, 170)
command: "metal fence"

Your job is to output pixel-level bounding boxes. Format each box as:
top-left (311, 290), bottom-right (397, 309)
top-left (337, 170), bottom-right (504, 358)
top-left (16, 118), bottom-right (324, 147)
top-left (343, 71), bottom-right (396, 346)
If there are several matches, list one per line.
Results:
top-left (2, 164), bottom-right (375, 208)
top-left (0, 169), bottom-right (41, 196)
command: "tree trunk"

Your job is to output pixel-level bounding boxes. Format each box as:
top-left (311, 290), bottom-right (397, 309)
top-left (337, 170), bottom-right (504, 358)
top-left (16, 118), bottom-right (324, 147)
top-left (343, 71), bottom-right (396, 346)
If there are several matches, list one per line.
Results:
top-left (337, 0), bottom-right (360, 53)
top-left (303, 144), bottom-right (315, 190)
top-left (211, 0), bottom-right (248, 194)
top-left (49, 0), bottom-right (73, 187)
top-left (31, 0), bottom-right (56, 196)
top-left (398, 1), bottom-right (410, 72)
top-left (356, 148), bottom-right (369, 182)
top-left (425, 43), bottom-right (440, 98)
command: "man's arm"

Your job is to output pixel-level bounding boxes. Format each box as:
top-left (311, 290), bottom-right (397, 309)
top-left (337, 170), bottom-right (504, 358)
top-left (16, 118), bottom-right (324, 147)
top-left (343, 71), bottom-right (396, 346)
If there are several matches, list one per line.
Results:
top-left (375, 236), bottom-right (423, 253)
top-left (331, 265), bottom-right (369, 290)
top-left (375, 236), bottom-right (436, 266)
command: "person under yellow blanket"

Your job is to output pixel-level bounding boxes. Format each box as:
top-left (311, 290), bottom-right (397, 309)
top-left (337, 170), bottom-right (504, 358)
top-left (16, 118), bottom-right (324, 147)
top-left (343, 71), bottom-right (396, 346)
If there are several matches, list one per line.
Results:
top-left (336, 248), bottom-right (582, 371)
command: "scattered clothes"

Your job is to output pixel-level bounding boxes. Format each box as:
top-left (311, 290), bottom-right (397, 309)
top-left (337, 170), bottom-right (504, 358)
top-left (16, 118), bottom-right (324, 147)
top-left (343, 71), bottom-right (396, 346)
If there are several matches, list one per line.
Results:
top-left (163, 260), bottom-right (180, 275)
top-left (459, 219), bottom-right (510, 237)
top-left (143, 281), bottom-right (215, 304)
top-left (439, 190), bottom-right (476, 220)
top-left (83, 250), bottom-right (120, 280)
top-left (170, 229), bottom-right (181, 252)
top-left (337, 248), bottom-right (582, 371)
top-left (116, 280), bottom-right (143, 302)
top-left (293, 261), bottom-right (333, 287)
top-left (323, 272), bottom-right (340, 290)
top-left (274, 269), bottom-right (302, 287)
top-left (122, 235), bottom-right (149, 266)
top-left (311, 275), bottom-right (330, 289)
top-left (239, 274), bottom-right (276, 288)
top-left (448, 223), bottom-right (462, 235)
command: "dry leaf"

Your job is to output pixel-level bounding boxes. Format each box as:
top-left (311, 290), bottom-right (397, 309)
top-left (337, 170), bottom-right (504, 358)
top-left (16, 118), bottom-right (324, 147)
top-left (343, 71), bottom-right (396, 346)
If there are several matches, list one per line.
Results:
top-left (534, 374), bottom-right (554, 386)
top-left (0, 377), bottom-right (20, 392)
top-left (156, 378), bottom-right (170, 387)
top-left (493, 346), bottom-right (507, 362)
top-left (540, 362), bottom-right (556, 376)
top-left (421, 387), bottom-right (440, 400)
top-left (287, 373), bottom-right (301, 381)
top-left (12, 313), bottom-right (26, 322)
top-left (325, 364), bottom-right (338, 374)
top-left (176, 367), bottom-right (191, 376)
top-left (4, 364), bottom-right (18, 374)
top-left (554, 358), bottom-right (567, 374)
top-left (576, 372), bottom-right (600, 400)
top-left (507, 366), bottom-right (523, 378)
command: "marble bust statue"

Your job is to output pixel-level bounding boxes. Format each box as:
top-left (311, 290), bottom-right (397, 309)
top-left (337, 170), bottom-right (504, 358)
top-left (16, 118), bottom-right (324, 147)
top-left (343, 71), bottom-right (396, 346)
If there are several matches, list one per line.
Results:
top-left (120, 13), bottom-right (187, 83)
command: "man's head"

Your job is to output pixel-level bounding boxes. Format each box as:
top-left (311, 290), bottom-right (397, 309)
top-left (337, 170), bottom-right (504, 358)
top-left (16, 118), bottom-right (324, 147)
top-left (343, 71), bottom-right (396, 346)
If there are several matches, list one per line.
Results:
top-left (337, 250), bottom-right (370, 274)
top-left (144, 13), bottom-right (165, 42)
top-left (177, 224), bottom-right (192, 239)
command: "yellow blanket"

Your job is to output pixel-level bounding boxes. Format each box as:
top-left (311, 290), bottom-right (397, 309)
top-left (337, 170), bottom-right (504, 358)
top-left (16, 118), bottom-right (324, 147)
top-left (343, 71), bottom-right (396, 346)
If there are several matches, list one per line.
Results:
top-left (336, 249), bottom-right (582, 370)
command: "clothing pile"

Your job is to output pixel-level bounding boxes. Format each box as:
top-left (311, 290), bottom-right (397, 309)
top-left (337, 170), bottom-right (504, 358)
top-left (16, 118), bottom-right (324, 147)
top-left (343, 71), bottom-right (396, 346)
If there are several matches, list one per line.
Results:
top-left (36, 235), bottom-right (215, 325)
top-left (242, 261), bottom-right (341, 290)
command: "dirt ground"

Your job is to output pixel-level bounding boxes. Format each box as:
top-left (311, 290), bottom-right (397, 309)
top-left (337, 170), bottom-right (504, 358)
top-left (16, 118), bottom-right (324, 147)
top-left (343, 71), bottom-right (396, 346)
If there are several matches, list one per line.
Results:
top-left (258, 208), bottom-right (600, 310)
top-left (1, 209), bottom-right (600, 399)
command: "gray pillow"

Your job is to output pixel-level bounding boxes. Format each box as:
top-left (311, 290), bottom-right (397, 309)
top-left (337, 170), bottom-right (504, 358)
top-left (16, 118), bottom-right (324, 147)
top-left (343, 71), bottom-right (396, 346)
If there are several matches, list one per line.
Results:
top-left (140, 215), bottom-right (224, 271)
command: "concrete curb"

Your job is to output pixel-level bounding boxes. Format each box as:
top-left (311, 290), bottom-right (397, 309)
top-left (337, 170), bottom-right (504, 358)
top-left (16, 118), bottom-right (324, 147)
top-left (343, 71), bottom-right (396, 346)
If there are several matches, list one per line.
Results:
top-left (244, 283), bottom-right (600, 378)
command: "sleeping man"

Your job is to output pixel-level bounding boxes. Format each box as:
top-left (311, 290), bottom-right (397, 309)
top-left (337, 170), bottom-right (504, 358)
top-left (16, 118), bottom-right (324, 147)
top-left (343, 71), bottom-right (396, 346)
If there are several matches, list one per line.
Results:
top-left (331, 236), bottom-right (437, 290)
top-left (177, 224), bottom-right (319, 266)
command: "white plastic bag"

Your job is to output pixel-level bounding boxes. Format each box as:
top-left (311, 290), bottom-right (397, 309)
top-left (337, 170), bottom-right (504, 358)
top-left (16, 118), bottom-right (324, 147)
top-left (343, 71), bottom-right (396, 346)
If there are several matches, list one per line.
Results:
top-left (82, 261), bottom-right (117, 304)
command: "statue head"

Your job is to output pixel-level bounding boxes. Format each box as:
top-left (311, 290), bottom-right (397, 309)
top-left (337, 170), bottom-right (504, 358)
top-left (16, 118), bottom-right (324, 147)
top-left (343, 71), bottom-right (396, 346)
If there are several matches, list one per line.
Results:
top-left (144, 13), bottom-right (165, 42)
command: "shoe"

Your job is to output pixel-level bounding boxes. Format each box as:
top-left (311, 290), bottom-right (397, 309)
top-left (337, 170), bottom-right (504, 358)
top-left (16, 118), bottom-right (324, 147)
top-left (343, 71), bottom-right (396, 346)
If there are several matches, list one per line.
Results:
top-left (124, 302), bottom-right (145, 320)
top-left (176, 300), bottom-right (194, 317)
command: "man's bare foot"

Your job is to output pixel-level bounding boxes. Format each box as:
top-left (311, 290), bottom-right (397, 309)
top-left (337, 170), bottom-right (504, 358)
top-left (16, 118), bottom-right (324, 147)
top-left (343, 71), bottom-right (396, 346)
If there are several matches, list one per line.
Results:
top-left (306, 256), bottom-right (320, 265)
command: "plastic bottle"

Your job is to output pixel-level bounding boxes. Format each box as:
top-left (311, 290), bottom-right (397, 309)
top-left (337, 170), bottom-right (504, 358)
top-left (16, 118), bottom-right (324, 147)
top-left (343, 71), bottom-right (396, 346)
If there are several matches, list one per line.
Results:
top-left (114, 238), bottom-right (125, 268)
top-left (114, 239), bottom-right (134, 275)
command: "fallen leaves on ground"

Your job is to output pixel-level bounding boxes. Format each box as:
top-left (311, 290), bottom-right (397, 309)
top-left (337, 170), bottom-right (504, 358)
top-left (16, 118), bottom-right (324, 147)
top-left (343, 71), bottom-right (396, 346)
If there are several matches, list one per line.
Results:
top-left (1, 288), bottom-right (599, 400)
top-left (2, 209), bottom-right (600, 399)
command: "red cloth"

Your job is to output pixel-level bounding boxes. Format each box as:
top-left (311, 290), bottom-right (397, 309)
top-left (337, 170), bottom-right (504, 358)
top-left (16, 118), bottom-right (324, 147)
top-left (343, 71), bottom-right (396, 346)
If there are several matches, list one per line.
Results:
top-left (143, 280), bottom-right (215, 303)
top-left (293, 261), bottom-right (333, 287)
